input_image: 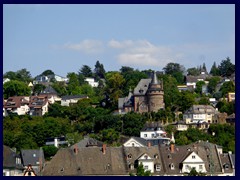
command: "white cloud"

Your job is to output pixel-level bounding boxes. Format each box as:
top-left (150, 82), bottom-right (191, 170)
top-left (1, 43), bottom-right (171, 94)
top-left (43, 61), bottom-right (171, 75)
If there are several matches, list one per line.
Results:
top-left (108, 39), bottom-right (182, 68)
top-left (64, 39), bottom-right (104, 54)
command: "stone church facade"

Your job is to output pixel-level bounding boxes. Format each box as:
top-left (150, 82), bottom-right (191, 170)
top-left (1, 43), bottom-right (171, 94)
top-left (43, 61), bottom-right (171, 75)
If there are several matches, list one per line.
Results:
top-left (118, 71), bottom-right (164, 114)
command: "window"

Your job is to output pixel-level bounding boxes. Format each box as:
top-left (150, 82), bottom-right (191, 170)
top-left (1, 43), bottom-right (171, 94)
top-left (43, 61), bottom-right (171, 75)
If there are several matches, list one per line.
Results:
top-left (185, 165), bottom-right (190, 170)
top-left (199, 165), bottom-right (203, 170)
top-left (132, 143), bottom-right (135, 147)
top-left (144, 134), bottom-right (147, 138)
top-left (192, 155), bottom-right (196, 159)
top-left (128, 154), bottom-right (132, 159)
top-left (144, 165), bottom-right (149, 170)
top-left (156, 164), bottom-right (161, 171)
top-left (168, 154), bottom-right (172, 159)
top-left (154, 154), bottom-right (158, 159)
top-left (144, 155), bottom-right (148, 159)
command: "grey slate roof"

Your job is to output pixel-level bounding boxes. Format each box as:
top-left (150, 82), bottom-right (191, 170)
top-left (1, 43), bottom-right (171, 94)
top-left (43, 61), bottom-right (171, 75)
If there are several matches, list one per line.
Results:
top-left (20, 149), bottom-right (45, 167)
top-left (61, 95), bottom-right (88, 101)
top-left (184, 105), bottom-right (217, 114)
top-left (42, 147), bottom-right (129, 176)
top-left (71, 137), bottom-right (104, 148)
top-left (3, 145), bottom-right (22, 169)
top-left (133, 79), bottom-right (151, 95)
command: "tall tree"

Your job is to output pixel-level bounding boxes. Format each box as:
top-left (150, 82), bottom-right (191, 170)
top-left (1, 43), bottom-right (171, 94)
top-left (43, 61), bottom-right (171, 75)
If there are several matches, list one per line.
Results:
top-left (202, 62), bottom-right (207, 73)
top-left (16, 68), bottom-right (32, 83)
top-left (3, 71), bottom-right (17, 80)
top-left (79, 65), bottom-right (92, 77)
top-left (219, 81), bottom-right (235, 97)
top-left (94, 60), bottom-right (105, 79)
top-left (210, 61), bottom-right (220, 76)
top-left (163, 62), bottom-right (185, 75)
top-left (163, 63), bottom-right (185, 84)
top-left (67, 72), bottom-right (81, 95)
top-left (218, 57), bottom-right (235, 77)
top-left (207, 76), bottom-right (221, 94)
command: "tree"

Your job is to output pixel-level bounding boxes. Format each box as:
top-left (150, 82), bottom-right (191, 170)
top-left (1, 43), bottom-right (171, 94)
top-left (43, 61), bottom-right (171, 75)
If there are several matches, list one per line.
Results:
top-left (136, 163), bottom-right (151, 176)
top-left (195, 81), bottom-right (205, 94)
top-left (202, 62), bottom-right (207, 73)
top-left (163, 62), bottom-right (185, 75)
top-left (42, 145), bottom-right (58, 161)
top-left (41, 70), bottom-right (55, 76)
top-left (218, 57), bottom-right (235, 77)
top-left (207, 76), bottom-right (220, 94)
top-left (3, 71), bottom-right (17, 80)
top-left (99, 128), bottom-right (120, 144)
top-left (33, 84), bottom-right (46, 95)
top-left (67, 72), bottom-right (81, 95)
top-left (105, 72), bottom-right (125, 107)
top-left (187, 67), bottom-right (200, 76)
top-left (210, 61), bottom-right (220, 76)
top-left (176, 91), bottom-right (195, 112)
top-left (3, 80), bottom-right (31, 98)
top-left (219, 81), bottom-right (235, 97)
top-left (16, 68), bottom-right (32, 83)
top-left (198, 96), bottom-right (210, 105)
top-left (94, 60), bottom-right (105, 79)
top-left (79, 65), bottom-right (92, 77)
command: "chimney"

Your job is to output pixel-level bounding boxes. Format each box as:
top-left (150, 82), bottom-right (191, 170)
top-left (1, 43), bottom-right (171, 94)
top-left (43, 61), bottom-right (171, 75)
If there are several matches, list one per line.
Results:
top-left (102, 144), bottom-right (106, 154)
top-left (170, 143), bottom-right (174, 153)
top-left (74, 144), bottom-right (78, 155)
top-left (147, 141), bottom-right (151, 148)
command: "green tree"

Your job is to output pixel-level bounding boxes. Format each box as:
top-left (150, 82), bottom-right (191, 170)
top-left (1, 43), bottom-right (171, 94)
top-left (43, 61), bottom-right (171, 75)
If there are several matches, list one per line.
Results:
top-left (94, 60), bottom-right (105, 79)
top-left (105, 72), bottom-right (125, 107)
top-left (198, 96), bottom-right (210, 105)
top-left (79, 65), bottom-right (92, 77)
top-left (41, 69), bottom-right (55, 76)
top-left (163, 62), bottom-right (185, 75)
top-left (67, 72), bottom-right (81, 95)
top-left (99, 128), bottom-right (120, 144)
top-left (207, 76), bottom-right (220, 94)
top-left (33, 84), bottom-right (46, 95)
top-left (218, 57), bottom-right (235, 77)
top-left (42, 145), bottom-right (58, 160)
top-left (3, 71), bottom-right (17, 80)
top-left (15, 68), bottom-right (32, 83)
top-left (195, 81), bottom-right (205, 94)
top-left (176, 91), bottom-right (195, 112)
top-left (52, 81), bottom-right (68, 96)
top-left (136, 163), bottom-right (151, 176)
top-left (3, 80), bottom-right (31, 98)
top-left (187, 67), bottom-right (200, 76)
top-left (210, 61), bottom-right (220, 76)
top-left (219, 81), bottom-right (235, 97)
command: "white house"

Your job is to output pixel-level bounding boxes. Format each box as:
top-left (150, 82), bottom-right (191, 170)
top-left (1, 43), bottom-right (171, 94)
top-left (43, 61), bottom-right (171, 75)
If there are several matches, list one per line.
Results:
top-left (181, 151), bottom-right (207, 173)
top-left (183, 105), bottom-right (218, 124)
top-left (4, 96), bottom-right (30, 116)
top-left (3, 78), bottom-right (10, 84)
top-left (85, 77), bottom-right (99, 87)
top-left (138, 153), bottom-right (155, 173)
top-left (123, 137), bottom-right (147, 147)
top-left (61, 95), bottom-right (88, 106)
top-left (140, 127), bottom-right (167, 139)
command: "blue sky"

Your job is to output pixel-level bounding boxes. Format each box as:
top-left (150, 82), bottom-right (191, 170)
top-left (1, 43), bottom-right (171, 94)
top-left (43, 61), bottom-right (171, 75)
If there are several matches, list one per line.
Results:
top-left (3, 4), bottom-right (235, 77)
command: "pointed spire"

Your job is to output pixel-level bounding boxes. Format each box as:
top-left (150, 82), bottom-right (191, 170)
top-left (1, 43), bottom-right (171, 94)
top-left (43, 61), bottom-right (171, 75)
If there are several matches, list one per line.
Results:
top-left (151, 71), bottom-right (158, 84)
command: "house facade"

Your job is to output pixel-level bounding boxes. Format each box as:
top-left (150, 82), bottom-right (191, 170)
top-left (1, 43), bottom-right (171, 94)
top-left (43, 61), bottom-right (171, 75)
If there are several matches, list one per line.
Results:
top-left (4, 96), bottom-right (30, 116)
top-left (61, 95), bottom-right (88, 106)
top-left (183, 105), bottom-right (218, 124)
top-left (85, 77), bottom-right (99, 87)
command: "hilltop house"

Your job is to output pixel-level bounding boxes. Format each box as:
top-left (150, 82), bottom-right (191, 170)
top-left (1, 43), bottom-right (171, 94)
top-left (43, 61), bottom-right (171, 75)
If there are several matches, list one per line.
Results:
top-left (183, 105), bottom-right (219, 124)
top-left (61, 95), bottom-right (88, 106)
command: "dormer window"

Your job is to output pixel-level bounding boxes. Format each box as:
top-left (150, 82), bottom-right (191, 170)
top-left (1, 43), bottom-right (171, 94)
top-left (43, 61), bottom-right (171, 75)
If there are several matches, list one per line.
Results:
top-left (169, 163), bottom-right (175, 170)
top-left (224, 164), bottom-right (229, 170)
top-left (168, 154), bottom-right (172, 159)
top-left (155, 164), bottom-right (161, 171)
top-left (128, 154), bottom-right (132, 159)
top-left (154, 154), bottom-right (158, 159)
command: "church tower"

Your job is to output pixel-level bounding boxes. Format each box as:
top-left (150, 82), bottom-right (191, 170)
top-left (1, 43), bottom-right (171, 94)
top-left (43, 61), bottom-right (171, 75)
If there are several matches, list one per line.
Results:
top-left (147, 71), bottom-right (165, 112)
